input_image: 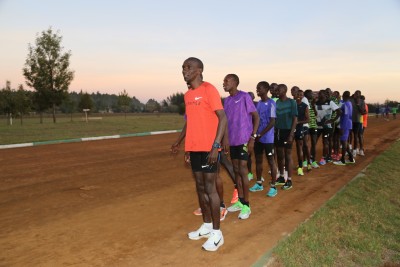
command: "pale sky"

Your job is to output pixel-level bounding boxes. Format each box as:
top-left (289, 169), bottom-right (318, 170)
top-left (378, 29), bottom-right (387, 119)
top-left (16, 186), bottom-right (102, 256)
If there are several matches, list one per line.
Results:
top-left (1, 0), bottom-right (399, 104)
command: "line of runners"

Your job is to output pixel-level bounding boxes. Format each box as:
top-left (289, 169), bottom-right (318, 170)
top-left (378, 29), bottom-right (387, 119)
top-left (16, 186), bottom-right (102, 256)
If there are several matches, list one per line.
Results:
top-left (170, 57), bottom-right (368, 252)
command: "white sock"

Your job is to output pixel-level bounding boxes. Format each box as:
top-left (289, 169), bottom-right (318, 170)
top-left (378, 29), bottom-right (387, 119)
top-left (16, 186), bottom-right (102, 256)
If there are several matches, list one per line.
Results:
top-left (212, 229), bottom-right (221, 234)
top-left (204, 222), bottom-right (213, 229)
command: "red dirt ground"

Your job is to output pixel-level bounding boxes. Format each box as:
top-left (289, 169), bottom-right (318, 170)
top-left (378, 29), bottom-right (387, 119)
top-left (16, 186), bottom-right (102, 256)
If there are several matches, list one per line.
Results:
top-left (1, 117), bottom-right (399, 267)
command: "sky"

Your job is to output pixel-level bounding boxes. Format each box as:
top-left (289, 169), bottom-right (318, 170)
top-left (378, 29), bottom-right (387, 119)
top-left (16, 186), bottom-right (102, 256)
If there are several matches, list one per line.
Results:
top-left (0, 0), bottom-right (399, 104)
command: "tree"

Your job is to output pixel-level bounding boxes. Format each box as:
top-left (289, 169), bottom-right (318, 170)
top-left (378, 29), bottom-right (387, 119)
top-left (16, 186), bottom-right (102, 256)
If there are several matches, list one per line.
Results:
top-left (78, 91), bottom-right (94, 111)
top-left (14, 84), bottom-right (32, 125)
top-left (166, 92), bottom-right (185, 114)
top-left (23, 27), bottom-right (74, 123)
top-left (131, 96), bottom-right (144, 112)
top-left (0, 81), bottom-right (16, 125)
top-left (118, 89), bottom-right (131, 119)
top-left (61, 95), bottom-right (76, 122)
top-left (144, 99), bottom-right (161, 113)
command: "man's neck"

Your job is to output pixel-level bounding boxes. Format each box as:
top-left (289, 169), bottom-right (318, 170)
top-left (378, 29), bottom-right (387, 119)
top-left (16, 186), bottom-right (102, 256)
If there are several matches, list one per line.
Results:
top-left (279, 95), bottom-right (287, 101)
top-left (261, 94), bottom-right (269, 101)
top-left (229, 88), bottom-right (239, 96)
top-left (189, 79), bottom-right (203, 90)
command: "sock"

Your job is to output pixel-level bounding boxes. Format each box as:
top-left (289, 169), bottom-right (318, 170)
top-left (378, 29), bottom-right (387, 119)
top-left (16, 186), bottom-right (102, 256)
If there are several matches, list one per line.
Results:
top-left (257, 181), bottom-right (262, 185)
top-left (239, 197), bottom-right (245, 204)
top-left (288, 177), bottom-right (292, 181)
top-left (242, 201), bottom-right (250, 207)
top-left (220, 202), bottom-right (225, 208)
top-left (212, 229), bottom-right (221, 234)
top-left (204, 222), bottom-right (213, 229)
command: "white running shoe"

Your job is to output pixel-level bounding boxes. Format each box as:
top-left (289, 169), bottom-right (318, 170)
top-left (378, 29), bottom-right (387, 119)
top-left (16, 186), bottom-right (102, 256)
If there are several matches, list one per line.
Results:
top-left (202, 230), bottom-right (224, 252)
top-left (188, 223), bottom-right (212, 240)
top-left (359, 149), bottom-right (365, 156)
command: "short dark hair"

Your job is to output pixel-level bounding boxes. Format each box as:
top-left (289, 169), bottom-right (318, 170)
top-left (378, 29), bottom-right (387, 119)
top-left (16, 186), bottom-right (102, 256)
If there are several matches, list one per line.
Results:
top-left (278, 84), bottom-right (287, 92)
top-left (185, 57), bottom-right (204, 71)
top-left (257, 81), bottom-right (270, 90)
top-left (343, 91), bottom-right (351, 99)
top-left (304, 89), bottom-right (313, 99)
top-left (227, 74), bottom-right (240, 86)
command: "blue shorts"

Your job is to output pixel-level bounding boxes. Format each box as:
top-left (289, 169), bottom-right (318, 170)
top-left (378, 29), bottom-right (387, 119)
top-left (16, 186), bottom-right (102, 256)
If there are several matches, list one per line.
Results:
top-left (340, 129), bottom-right (350, 141)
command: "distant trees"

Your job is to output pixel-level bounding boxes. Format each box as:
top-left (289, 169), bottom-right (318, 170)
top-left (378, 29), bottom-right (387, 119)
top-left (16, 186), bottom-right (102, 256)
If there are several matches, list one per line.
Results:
top-left (14, 85), bottom-right (32, 125)
top-left (0, 81), bottom-right (16, 125)
top-left (145, 99), bottom-right (161, 113)
top-left (78, 91), bottom-right (94, 111)
top-left (118, 89), bottom-right (131, 119)
top-left (167, 92), bottom-right (185, 114)
top-left (23, 27), bottom-right (74, 123)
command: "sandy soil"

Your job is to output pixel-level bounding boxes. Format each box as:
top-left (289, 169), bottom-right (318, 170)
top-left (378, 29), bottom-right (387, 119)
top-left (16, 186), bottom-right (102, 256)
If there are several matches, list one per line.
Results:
top-left (1, 117), bottom-right (399, 267)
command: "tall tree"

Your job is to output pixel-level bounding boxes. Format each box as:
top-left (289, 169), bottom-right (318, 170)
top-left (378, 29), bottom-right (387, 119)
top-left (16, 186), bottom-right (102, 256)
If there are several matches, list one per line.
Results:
top-left (118, 89), bottom-right (131, 119)
top-left (78, 91), bottom-right (94, 111)
top-left (23, 27), bottom-right (74, 123)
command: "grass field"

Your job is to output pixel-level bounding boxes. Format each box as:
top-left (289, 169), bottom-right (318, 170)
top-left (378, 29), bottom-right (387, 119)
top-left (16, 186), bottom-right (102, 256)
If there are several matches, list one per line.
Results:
top-left (0, 113), bottom-right (185, 145)
top-left (263, 140), bottom-right (400, 266)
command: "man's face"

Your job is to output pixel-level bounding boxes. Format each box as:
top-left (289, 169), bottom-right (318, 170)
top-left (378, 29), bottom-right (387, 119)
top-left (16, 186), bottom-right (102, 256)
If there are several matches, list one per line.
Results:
top-left (291, 87), bottom-right (298, 97)
top-left (256, 84), bottom-right (267, 97)
top-left (296, 91), bottom-right (304, 100)
top-left (318, 90), bottom-right (326, 102)
top-left (333, 91), bottom-right (340, 100)
top-left (278, 86), bottom-right (287, 98)
top-left (223, 75), bottom-right (236, 92)
top-left (270, 84), bottom-right (278, 96)
top-left (182, 60), bottom-right (200, 84)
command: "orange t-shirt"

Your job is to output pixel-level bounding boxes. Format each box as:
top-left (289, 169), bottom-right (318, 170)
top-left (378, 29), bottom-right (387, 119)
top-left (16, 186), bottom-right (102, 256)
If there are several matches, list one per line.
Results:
top-left (184, 82), bottom-right (223, 152)
top-left (363, 104), bottom-right (368, 128)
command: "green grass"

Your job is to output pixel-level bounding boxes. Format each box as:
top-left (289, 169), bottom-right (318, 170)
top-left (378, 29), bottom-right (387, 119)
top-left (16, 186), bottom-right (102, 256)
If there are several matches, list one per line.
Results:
top-left (0, 113), bottom-right (184, 145)
top-left (265, 141), bottom-right (400, 267)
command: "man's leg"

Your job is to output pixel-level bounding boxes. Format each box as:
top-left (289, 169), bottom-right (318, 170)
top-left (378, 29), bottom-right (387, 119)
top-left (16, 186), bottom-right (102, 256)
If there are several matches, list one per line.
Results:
top-left (266, 143), bottom-right (278, 197)
top-left (203, 172), bottom-right (220, 230)
top-left (283, 146), bottom-right (294, 190)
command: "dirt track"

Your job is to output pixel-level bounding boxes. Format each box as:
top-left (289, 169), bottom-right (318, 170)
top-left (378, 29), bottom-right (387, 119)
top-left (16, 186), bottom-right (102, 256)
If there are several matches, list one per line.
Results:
top-left (1, 117), bottom-right (399, 267)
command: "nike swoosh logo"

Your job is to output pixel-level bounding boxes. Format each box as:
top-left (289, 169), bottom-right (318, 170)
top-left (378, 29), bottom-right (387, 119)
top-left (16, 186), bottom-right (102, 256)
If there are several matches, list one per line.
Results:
top-left (214, 238), bottom-right (222, 246)
top-left (268, 153), bottom-right (272, 156)
top-left (195, 97), bottom-right (202, 100)
top-left (235, 100), bottom-right (241, 103)
top-left (201, 165), bottom-right (210, 168)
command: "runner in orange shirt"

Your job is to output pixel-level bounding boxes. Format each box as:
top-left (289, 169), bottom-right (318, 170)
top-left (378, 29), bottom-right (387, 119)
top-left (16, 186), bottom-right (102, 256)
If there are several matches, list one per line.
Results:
top-left (171, 57), bottom-right (227, 252)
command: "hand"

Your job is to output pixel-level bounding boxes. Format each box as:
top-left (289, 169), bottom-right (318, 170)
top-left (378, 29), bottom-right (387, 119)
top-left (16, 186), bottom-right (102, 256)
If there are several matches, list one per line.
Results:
top-left (207, 147), bottom-right (219, 165)
top-left (184, 152), bottom-right (191, 164)
top-left (170, 142), bottom-right (180, 154)
top-left (255, 134), bottom-right (261, 143)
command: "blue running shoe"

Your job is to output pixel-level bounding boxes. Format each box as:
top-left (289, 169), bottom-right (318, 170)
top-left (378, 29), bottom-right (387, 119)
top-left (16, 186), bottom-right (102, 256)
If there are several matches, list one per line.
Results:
top-left (249, 183), bottom-right (263, 192)
top-left (267, 187), bottom-right (277, 197)
top-left (319, 158), bottom-right (326, 165)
